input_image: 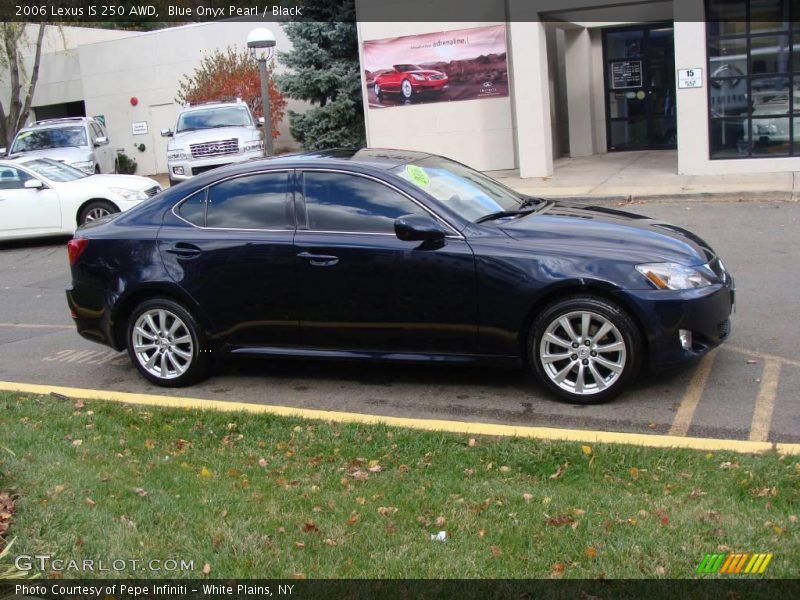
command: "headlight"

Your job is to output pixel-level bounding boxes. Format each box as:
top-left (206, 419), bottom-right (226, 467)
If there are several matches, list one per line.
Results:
top-left (243, 140), bottom-right (264, 152)
top-left (635, 262), bottom-right (713, 290)
top-left (167, 150), bottom-right (189, 160)
top-left (109, 187), bottom-right (148, 202)
top-left (72, 160), bottom-right (94, 173)
top-left (410, 73), bottom-right (426, 81)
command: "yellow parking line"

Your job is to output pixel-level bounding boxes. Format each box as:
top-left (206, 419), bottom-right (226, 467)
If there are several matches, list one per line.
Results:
top-left (669, 350), bottom-right (717, 437)
top-left (726, 344), bottom-right (800, 368)
top-left (749, 358), bottom-right (781, 442)
top-left (1, 379), bottom-right (797, 455)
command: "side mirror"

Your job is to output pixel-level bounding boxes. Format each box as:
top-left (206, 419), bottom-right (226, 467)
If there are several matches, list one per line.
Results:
top-left (94, 136), bottom-right (109, 146)
top-left (394, 214), bottom-right (447, 244)
top-left (24, 179), bottom-right (44, 190)
top-left (160, 129), bottom-right (173, 137)
top-left (256, 117), bottom-right (265, 128)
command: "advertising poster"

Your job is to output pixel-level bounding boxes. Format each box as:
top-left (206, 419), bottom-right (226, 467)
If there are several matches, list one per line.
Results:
top-left (363, 25), bottom-right (509, 109)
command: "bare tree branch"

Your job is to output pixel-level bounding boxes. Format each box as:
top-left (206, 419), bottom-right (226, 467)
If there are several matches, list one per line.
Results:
top-left (17, 24), bottom-right (46, 134)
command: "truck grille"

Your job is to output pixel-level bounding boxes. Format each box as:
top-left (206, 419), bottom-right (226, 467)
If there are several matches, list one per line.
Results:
top-left (189, 138), bottom-right (239, 159)
top-left (144, 185), bottom-right (160, 197)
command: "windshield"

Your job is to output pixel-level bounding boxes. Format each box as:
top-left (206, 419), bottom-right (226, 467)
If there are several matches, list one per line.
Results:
top-left (395, 64), bottom-right (422, 72)
top-left (391, 156), bottom-right (524, 222)
top-left (176, 106), bottom-right (253, 132)
top-left (11, 126), bottom-right (88, 153)
top-left (22, 158), bottom-right (88, 182)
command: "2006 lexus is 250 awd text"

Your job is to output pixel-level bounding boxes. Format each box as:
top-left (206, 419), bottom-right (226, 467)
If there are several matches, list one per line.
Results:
top-left (65, 149), bottom-right (734, 404)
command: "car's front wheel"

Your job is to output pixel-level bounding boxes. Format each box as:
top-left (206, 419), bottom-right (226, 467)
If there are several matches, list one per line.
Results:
top-left (530, 296), bottom-right (641, 404)
top-left (79, 200), bottom-right (118, 225)
top-left (126, 298), bottom-right (211, 387)
top-left (401, 79), bottom-right (413, 100)
top-left (374, 82), bottom-right (382, 97)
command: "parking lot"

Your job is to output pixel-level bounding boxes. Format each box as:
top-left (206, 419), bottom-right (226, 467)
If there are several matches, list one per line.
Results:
top-left (0, 199), bottom-right (798, 443)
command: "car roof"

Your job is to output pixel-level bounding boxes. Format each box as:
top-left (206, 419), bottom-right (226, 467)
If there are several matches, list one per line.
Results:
top-left (180, 102), bottom-right (248, 113)
top-left (263, 148), bottom-right (434, 170)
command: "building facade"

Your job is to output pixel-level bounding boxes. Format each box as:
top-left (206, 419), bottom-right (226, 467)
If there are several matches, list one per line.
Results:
top-left (357, 0), bottom-right (800, 177)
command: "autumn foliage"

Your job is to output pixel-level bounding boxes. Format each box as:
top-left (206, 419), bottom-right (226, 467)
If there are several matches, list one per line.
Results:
top-left (175, 46), bottom-right (287, 141)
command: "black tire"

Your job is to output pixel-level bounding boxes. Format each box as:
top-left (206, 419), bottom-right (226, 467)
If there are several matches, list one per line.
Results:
top-left (374, 82), bottom-right (382, 97)
top-left (94, 164), bottom-right (101, 174)
top-left (168, 177), bottom-right (180, 187)
top-left (78, 200), bottom-right (118, 225)
top-left (529, 295), bottom-right (642, 404)
top-left (126, 298), bottom-right (211, 387)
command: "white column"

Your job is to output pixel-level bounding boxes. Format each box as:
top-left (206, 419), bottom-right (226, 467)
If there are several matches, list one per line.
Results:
top-left (564, 28), bottom-right (594, 157)
top-left (508, 20), bottom-right (553, 178)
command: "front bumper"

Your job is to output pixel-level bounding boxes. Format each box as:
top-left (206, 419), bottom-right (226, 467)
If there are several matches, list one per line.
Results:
top-left (168, 149), bottom-right (263, 182)
top-left (622, 278), bottom-right (735, 371)
top-left (413, 80), bottom-right (449, 92)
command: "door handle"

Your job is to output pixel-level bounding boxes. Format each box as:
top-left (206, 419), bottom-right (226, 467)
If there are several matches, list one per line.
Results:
top-left (297, 251), bottom-right (339, 267)
top-left (165, 242), bottom-right (202, 258)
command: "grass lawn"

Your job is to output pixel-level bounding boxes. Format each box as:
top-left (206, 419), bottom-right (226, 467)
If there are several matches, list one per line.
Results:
top-left (1, 391), bottom-right (798, 579)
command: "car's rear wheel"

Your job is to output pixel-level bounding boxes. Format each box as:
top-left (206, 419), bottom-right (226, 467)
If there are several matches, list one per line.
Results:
top-left (529, 296), bottom-right (641, 404)
top-left (126, 298), bottom-right (210, 387)
top-left (79, 200), bottom-right (118, 225)
top-left (401, 79), bottom-right (413, 100)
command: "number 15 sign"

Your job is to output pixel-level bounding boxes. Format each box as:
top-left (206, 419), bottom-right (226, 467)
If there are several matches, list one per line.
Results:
top-left (678, 68), bottom-right (703, 89)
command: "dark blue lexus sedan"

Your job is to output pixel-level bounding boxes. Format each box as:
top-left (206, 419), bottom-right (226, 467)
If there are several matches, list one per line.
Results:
top-left (66, 149), bottom-right (734, 403)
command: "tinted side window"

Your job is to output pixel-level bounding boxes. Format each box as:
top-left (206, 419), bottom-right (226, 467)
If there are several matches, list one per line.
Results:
top-left (206, 172), bottom-right (291, 229)
top-left (303, 172), bottom-right (425, 233)
top-left (0, 166), bottom-right (32, 190)
top-left (91, 122), bottom-right (104, 139)
top-left (177, 190), bottom-right (206, 226)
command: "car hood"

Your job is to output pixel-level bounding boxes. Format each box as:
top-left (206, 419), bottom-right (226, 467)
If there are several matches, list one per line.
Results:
top-left (9, 147), bottom-right (91, 163)
top-left (60, 174), bottom-right (159, 193)
top-left (498, 202), bottom-right (716, 266)
top-left (169, 126), bottom-right (258, 149)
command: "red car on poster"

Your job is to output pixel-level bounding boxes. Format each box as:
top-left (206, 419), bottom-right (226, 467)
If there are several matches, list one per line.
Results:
top-left (373, 64), bottom-right (449, 100)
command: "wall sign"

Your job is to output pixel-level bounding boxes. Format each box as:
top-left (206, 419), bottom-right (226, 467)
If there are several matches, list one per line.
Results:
top-left (610, 61), bottom-right (642, 90)
top-left (678, 68), bottom-right (703, 89)
top-left (131, 121), bottom-right (148, 135)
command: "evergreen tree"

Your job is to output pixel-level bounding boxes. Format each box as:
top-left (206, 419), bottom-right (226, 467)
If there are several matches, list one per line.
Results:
top-left (277, 7), bottom-right (366, 150)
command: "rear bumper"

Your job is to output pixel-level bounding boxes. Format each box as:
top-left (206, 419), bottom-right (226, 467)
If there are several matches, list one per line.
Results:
top-left (66, 285), bottom-right (120, 350)
top-left (622, 279), bottom-right (734, 371)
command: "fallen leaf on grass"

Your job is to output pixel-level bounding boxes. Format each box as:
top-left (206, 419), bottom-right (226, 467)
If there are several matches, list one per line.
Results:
top-left (490, 546), bottom-right (502, 557)
top-left (258, 458), bottom-right (268, 468)
top-left (499, 466), bottom-right (511, 473)
top-left (74, 399), bottom-right (85, 410)
top-left (347, 512), bottom-right (360, 526)
top-left (85, 497), bottom-right (96, 507)
top-left (72, 439), bottom-right (83, 447)
top-left (545, 515), bottom-right (575, 527)
top-left (132, 488), bottom-right (148, 497)
top-left (549, 463), bottom-right (568, 480)
top-left (120, 515), bottom-right (136, 529)
top-left (468, 438), bottom-right (476, 447)
top-left (199, 467), bottom-right (213, 478)
top-left (464, 468), bottom-right (476, 476)
top-left (581, 445), bottom-right (592, 455)
top-left (655, 565), bottom-right (666, 576)
top-left (630, 467), bottom-right (640, 480)
top-left (378, 506), bottom-right (398, 517)
top-left (324, 538), bottom-right (337, 547)
top-left (294, 541), bottom-right (305, 548)
top-left (435, 516), bottom-right (446, 526)
top-left (689, 488), bottom-right (707, 498)
top-left (585, 547), bottom-right (597, 559)
top-left (302, 522), bottom-right (320, 534)
top-left (551, 562), bottom-right (566, 577)
top-left (144, 439), bottom-right (155, 450)
top-left (202, 563), bottom-right (211, 575)
top-left (523, 493), bottom-right (533, 503)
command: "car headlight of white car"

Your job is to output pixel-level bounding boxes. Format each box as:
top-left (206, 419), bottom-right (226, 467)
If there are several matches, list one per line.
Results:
top-left (243, 140), bottom-right (264, 152)
top-left (167, 150), bottom-right (190, 160)
top-left (72, 160), bottom-right (95, 173)
top-left (636, 262), bottom-right (714, 290)
top-left (110, 187), bottom-right (149, 202)
top-left (410, 73), bottom-right (426, 81)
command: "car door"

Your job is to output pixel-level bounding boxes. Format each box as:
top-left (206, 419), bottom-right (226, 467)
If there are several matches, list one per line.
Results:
top-left (0, 166), bottom-right (61, 235)
top-left (295, 169), bottom-right (478, 354)
top-left (158, 170), bottom-right (299, 347)
top-left (93, 121), bottom-right (114, 173)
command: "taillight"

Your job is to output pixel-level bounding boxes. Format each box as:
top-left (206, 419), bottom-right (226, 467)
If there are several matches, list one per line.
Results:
top-left (67, 238), bottom-right (88, 265)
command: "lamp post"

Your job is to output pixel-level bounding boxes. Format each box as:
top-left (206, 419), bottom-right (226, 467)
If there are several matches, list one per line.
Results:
top-left (247, 27), bottom-right (277, 157)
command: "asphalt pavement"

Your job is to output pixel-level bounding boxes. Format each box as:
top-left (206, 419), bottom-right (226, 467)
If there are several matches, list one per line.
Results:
top-left (0, 199), bottom-right (797, 443)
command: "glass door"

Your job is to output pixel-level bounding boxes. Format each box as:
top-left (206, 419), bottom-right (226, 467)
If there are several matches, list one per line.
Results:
top-left (603, 23), bottom-right (676, 150)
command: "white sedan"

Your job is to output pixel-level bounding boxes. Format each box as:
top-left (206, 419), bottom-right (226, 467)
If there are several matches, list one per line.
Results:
top-left (0, 157), bottom-right (161, 241)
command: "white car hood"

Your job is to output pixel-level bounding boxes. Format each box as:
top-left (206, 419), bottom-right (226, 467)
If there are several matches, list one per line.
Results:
top-left (85, 174), bottom-right (159, 191)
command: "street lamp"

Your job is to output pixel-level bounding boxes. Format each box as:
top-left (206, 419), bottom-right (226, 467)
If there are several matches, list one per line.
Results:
top-left (247, 27), bottom-right (277, 157)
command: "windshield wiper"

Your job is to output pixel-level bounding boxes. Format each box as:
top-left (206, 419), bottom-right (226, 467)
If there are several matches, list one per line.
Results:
top-left (474, 198), bottom-right (548, 224)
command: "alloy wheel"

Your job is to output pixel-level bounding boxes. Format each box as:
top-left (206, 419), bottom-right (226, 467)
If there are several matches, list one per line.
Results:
top-left (538, 310), bottom-right (627, 396)
top-left (132, 308), bottom-right (194, 380)
top-left (401, 80), bottom-right (413, 99)
top-left (84, 206), bottom-right (111, 222)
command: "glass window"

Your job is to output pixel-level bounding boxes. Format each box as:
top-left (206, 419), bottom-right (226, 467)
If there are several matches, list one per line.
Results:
top-left (605, 30), bottom-right (644, 59)
top-left (177, 190), bottom-right (206, 226)
top-left (706, 0), bottom-right (800, 158)
top-left (22, 158), bottom-right (87, 182)
top-left (0, 166), bottom-right (33, 190)
top-left (10, 126), bottom-right (88, 153)
top-left (303, 172), bottom-right (425, 233)
top-left (176, 106), bottom-right (253, 133)
top-left (206, 173), bottom-right (290, 230)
